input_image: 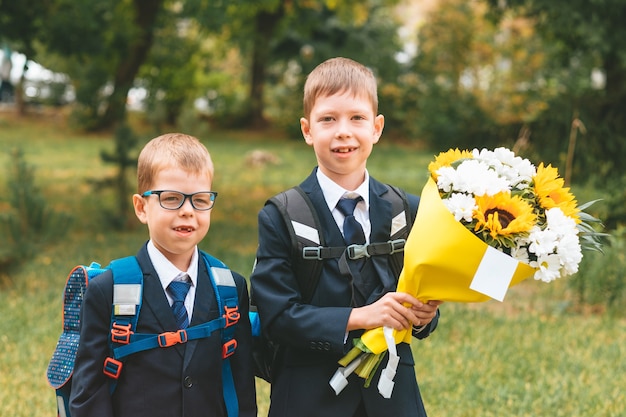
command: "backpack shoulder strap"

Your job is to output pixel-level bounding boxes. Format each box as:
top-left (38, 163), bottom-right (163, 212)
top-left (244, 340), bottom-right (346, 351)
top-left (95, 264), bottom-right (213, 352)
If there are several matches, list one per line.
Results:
top-left (382, 184), bottom-right (412, 278)
top-left (267, 186), bottom-right (324, 303)
top-left (103, 256), bottom-right (143, 383)
top-left (384, 184), bottom-right (412, 239)
top-left (200, 250), bottom-right (240, 417)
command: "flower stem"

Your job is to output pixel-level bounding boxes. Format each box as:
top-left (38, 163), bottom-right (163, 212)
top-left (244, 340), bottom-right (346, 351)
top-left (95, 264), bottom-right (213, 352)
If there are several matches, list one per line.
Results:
top-left (363, 352), bottom-right (387, 388)
top-left (338, 346), bottom-right (364, 367)
top-left (355, 352), bottom-right (385, 381)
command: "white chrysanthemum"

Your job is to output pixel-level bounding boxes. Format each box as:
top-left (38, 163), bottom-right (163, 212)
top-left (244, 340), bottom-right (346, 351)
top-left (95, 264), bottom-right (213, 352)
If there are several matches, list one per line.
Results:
top-left (531, 253), bottom-right (562, 282)
top-left (545, 207), bottom-right (578, 233)
top-left (437, 159), bottom-right (510, 196)
top-left (435, 166), bottom-right (458, 193)
top-left (510, 245), bottom-right (530, 264)
top-left (527, 227), bottom-right (558, 258)
top-left (442, 193), bottom-right (477, 222)
top-left (556, 233), bottom-right (582, 275)
top-left (473, 147), bottom-right (536, 189)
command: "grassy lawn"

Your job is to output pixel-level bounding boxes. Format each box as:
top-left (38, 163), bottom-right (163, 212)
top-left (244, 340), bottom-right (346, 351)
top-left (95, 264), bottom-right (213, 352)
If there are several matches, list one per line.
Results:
top-left (0, 111), bottom-right (624, 416)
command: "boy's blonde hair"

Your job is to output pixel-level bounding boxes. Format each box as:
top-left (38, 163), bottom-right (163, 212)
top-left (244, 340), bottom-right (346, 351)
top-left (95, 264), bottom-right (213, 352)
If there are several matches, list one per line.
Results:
top-left (302, 57), bottom-right (378, 119)
top-left (136, 133), bottom-right (214, 193)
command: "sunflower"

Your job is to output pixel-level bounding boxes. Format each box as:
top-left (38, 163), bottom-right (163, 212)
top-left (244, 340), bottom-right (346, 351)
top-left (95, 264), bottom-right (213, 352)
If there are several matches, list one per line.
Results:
top-left (428, 148), bottom-right (473, 181)
top-left (473, 192), bottom-right (536, 244)
top-left (533, 163), bottom-right (580, 222)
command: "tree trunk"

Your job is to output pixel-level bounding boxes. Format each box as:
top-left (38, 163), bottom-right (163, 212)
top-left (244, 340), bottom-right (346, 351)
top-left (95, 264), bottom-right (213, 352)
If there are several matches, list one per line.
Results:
top-left (248, 6), bottom-right (285, 129)
top-left (100, 0), bottom-right (163, 129)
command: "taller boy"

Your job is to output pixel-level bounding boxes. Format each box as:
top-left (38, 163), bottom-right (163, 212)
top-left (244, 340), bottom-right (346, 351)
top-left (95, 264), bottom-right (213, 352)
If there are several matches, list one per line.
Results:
top-left (250, 57), bottom-right (441, 417)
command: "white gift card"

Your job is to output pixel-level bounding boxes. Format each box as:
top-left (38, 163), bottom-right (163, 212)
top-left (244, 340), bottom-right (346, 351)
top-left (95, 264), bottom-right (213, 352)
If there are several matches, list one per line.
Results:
top-left (470, 246), bottom-right (518, 302)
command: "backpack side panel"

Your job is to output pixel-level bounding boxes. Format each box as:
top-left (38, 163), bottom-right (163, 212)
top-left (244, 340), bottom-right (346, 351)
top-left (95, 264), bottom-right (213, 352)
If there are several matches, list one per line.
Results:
top-left (47, 263), bottom-right (107, 417)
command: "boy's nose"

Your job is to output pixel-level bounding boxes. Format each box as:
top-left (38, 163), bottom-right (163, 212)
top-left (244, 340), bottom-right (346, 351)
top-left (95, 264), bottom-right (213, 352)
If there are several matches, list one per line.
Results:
top-left (335, 119), bottom-right (352, 138)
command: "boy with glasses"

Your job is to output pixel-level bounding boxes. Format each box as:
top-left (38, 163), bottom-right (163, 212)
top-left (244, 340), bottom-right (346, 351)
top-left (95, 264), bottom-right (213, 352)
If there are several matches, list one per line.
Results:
top-left (70, 133), bottom-right (257, 417)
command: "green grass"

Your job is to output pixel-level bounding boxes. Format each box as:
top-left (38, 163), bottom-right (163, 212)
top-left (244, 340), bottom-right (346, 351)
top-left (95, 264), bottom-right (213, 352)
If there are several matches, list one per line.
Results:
top-left (1, 112), bottom-right (624, 416)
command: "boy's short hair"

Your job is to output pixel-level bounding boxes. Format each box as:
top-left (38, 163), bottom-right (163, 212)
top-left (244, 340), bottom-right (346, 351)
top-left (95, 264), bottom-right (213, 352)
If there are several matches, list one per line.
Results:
top-left (302, 57), bottom-right (378, 119)
top-left (137, 133), bottom-right (214, 193)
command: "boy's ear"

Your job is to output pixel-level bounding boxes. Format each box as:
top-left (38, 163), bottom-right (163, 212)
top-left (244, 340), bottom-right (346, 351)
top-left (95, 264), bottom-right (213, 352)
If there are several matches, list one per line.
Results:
top-left (373, 114), bottom-right (385, 143)
top-left (300, 117), bottom-right (313, 145)
top-left (133, 194), bottom-right (148, 224)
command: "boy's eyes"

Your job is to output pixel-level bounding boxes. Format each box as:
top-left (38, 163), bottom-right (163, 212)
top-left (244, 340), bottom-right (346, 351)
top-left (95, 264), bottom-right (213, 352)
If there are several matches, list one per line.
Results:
top-left (319, 115), bottom-right (366, 122)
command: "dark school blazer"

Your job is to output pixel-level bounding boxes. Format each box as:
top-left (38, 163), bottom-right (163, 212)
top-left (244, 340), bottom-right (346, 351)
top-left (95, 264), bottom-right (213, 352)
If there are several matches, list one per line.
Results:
top-left (69, 243), bottom-right (257, 417)
top-left (251, 168), bottom-right (439, 417)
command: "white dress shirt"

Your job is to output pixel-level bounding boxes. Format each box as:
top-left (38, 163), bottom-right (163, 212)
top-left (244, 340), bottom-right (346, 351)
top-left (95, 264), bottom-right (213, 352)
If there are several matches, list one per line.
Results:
top-left (316, 169), bottom-right (371, 243)
top-left (147, 240), bottom-right (198, 321)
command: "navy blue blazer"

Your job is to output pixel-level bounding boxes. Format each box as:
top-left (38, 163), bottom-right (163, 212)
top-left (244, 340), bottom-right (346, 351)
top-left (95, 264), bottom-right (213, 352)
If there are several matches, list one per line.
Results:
top-left (69, 243), bottom-right (257, 417)
top-left (250, 169), bottom-right (438, 417)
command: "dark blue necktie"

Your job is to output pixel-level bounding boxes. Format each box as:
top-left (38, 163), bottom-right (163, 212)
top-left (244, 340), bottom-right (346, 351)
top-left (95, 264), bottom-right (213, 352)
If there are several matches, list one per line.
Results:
top-left (336, 196), bottom-right (366, 245)
top-left (167, 277), bottom-right (191, 329)
top-left (337, 196), bottom-right (369, 305)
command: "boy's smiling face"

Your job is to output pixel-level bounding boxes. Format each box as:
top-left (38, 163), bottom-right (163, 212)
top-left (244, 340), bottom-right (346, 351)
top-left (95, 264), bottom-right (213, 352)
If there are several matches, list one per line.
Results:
top-left (133, 166), bottom-right (213, 271)
top-left (300, 89), bottom-right (384, 190)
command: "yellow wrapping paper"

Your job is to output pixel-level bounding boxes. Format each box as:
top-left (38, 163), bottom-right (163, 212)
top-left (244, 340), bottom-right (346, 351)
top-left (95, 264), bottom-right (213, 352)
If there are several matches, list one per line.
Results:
top-left (360, 178), bottom-right (536, 354)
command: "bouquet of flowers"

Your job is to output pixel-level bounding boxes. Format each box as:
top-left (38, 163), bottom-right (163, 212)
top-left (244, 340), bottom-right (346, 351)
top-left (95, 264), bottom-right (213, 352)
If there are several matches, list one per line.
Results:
top-left (330, 147), bottom-right (604, 398)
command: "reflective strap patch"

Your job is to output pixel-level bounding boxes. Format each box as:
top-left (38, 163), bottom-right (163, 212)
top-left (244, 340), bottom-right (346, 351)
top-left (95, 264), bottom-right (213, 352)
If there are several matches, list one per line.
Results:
top-left (114, 304), bottom-right (136, 316)
top-left (391, 211), bottom-right (407, 237)
top-left (292, 220), bottom-right (320, 245)
top-left (210, 267), bottom-right (236, 287)
top-left (113, 284), bottom-right (141, 316)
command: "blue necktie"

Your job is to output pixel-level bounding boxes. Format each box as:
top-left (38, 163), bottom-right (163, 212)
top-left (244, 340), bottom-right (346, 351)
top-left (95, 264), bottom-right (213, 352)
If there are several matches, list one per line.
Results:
top-left (337, 196), bottom-right (368, 305)
top-left (336, 196), bottom-right (366, 246)
top-left (167, 277), bottom-right (191, 329)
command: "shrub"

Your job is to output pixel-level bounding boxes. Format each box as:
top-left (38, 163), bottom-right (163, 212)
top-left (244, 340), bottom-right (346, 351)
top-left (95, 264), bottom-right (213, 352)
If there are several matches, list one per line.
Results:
top-left (568, 227), bottom-right (626, 316)
top-left (0, 148), bottom-right (72, 281)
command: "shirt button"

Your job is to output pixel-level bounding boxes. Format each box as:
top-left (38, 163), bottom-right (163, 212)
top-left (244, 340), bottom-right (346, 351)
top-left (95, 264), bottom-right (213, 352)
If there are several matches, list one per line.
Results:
top-left (184, 376), bottom-right (193, 388)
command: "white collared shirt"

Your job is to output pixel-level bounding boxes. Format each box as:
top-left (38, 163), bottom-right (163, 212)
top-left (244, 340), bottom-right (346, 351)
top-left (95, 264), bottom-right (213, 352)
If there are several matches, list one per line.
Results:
top-left (147, 240), bottom-right (198, 321)
top-left (316, 169), bottom-right (371, 243)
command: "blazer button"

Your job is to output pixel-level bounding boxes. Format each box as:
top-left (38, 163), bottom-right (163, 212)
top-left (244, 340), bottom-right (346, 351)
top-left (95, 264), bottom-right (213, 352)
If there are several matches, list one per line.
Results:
top-left (184, 376), bottom-right (193, 388)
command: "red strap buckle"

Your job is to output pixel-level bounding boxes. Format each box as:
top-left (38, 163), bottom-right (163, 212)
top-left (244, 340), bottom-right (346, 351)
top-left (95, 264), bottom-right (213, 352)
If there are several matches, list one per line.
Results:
top-left (223, 306), bottom-right (240, 328)
top-left (103, 357), bottom-right (123, 379)
top-left (222, 339), bottom-right (237, 358)
top-left (158, 330), bottom-right (188, 347)
top-left (110, 322), bottom-right (133, 344)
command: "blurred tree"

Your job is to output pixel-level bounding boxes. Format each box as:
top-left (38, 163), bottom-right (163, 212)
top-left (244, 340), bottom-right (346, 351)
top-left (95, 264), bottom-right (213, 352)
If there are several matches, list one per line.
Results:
top-left (0, 0), bottom-right (167, 130)
top-left (485, 0), bottom-right (626, 188)
top-left (43, 0), bottom-right (166, 130)
top-left (396, 0), bottom-right (554, 150)
top-left (136, 15), bottom-right (203, 128)
top-left (184, 0), bottom-right (402, 129)
top-left (0, 0), bottom-right (52, 114)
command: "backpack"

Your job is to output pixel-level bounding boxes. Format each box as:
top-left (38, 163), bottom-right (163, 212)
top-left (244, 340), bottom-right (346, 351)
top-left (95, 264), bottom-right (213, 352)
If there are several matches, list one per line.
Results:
top-left (47, 251), bottom-right (241, 417)
top-left (249, 184), bottom-right (412, 383)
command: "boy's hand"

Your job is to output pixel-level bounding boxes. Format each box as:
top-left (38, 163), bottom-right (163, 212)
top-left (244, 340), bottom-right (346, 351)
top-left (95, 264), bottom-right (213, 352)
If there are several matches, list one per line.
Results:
top-left (347, 292), bottom-right (442, 332)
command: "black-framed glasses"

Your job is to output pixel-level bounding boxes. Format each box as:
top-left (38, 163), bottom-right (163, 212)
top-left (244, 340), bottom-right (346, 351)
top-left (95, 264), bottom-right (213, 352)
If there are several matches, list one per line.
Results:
top-left (142, 190), bottom-right (218, 211)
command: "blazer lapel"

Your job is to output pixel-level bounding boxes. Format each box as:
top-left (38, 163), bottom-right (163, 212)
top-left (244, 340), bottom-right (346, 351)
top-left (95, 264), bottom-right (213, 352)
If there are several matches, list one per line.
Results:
top-left (300, 169), bottom-right (344, 246)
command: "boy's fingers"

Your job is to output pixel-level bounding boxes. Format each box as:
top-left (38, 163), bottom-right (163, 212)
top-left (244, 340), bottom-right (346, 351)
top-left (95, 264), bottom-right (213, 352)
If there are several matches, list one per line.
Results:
top-left (394, 292), bottom-right (422, 307)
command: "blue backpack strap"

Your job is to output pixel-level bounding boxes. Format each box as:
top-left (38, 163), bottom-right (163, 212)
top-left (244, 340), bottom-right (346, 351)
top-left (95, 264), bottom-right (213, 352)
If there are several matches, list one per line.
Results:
top-left (100, 252), bottom-right (240, 417)
top-left (200, 250), bottom-right (240, 417)
top-left (103, 256), bottom-right (143, 387)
